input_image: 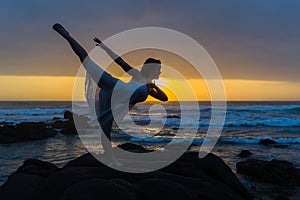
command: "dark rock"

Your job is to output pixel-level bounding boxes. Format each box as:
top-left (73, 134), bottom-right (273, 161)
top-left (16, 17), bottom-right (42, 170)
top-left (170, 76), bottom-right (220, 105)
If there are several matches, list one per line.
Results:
top-left (35, 167), bottom-right (127, 199)
top-left (136, 178), bottom-right (195, 200)
top-left (37, 165), bottom-right (249, 200)
top-left (0, 159), bottom-right (59, 200)
top-left (196, 153), bottom-right (252, 199)
top-left (51, 120), bottom-right (68, 129)
top-left (52, 117), bottom-right (61, 121)
top-left (65, 153), bottom-right (104, 168)
top-left (63, 110), bottom-right (73, 120)
top-left (60, 178), bottom-right (136, 200)
top-left (1, 143), bottom-right (253, 200)
top-left (165, 115), bottom-right (181, 118)
top-left (35, 167), bottom-right (101, 199)
top-left (52, 111), bottom-right (90, 135)
top-left (0, 122), bottom-right (57, 144)
top-left (0, 173), bottom-right (43, 200)
top-left (110, 178), bottom-right (137, 197)
top-left (16, 159), bottom-right (59, 177)
top-left (259, 139), bottom-right (277, 145)
top-left (51, 119), bottom-right (77, 135)
top-left (0, 110), bottom-right (92, 143)
top-left (271, 185), bottom-right (296, 199)
top-left (60, 126), bottom-right (78, 135)
top-left (160, 152), bottom-right (247, 199)
top-left (117, 142), bottom-right (153, 153)
top-left (0, 122), bottom-right (13, 126)
top-left (132, 120), bottom-right (151, 126)
top-left (236, 159), bottom-right (300, 186)
top-left (238, 150), bottom-right (253, 158)
top-left (63, 110), bottom-right (89, 124)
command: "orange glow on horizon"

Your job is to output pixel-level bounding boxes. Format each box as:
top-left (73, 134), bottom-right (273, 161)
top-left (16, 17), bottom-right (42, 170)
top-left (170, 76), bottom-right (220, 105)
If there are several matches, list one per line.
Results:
top-left (0, 76), bottom-right (299, 101)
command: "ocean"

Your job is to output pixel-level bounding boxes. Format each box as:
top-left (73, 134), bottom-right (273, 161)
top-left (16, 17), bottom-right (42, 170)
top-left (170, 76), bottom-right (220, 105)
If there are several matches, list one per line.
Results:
top-left (0, 101), bottom-right (300, 185)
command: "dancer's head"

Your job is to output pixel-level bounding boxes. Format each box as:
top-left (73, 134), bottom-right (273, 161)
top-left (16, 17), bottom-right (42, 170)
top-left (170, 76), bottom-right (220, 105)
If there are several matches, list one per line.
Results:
top-left (141, 58), bottom-right (161, 80)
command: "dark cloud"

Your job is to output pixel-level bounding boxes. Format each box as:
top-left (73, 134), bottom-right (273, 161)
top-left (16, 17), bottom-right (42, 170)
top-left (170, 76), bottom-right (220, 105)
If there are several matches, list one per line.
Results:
top-left (0, 0), bottom-right (299, 82)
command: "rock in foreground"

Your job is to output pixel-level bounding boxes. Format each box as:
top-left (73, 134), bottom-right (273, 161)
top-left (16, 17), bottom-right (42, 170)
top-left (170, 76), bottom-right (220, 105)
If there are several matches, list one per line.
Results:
top-left (237, 159), bottom-right (300, 199)
top-left (237, 159), bottom-right (300, 186)
top-left (0, 111), bottom-right (90, 144)
top-left (0, 143), bottom-right (252, 200)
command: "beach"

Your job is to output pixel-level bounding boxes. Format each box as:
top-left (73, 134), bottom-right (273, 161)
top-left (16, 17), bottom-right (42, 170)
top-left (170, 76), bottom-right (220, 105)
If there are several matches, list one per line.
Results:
top-left (0, 101), bottom-right (299, 199)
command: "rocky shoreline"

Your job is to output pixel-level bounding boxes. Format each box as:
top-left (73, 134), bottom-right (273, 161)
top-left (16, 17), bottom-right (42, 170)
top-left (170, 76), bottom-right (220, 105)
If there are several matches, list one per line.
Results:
top-left (0, 110), bottom-right (288, 147)
top-left (0, 143), bottom-right (252, 200)
top-left (1, 111), bottom-right (300, 199)
top-left (0, 142), bottom-right (299, 200)
top-left (0, 111), bottom-right (87, 144)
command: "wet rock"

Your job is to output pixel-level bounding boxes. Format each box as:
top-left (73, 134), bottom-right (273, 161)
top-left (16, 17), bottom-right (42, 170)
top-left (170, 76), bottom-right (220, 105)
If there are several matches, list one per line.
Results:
top-left (63, 110), bottom-right (73, 121)
top-left (51, 120), bottom-right (77, 135)
top-left (0, 111), bottom-right (91, 143)
top-left (238, 150), bottom-right (253, 158)
top-left (117, 142), bottom-right (152, 153)
top-left (0, 122), bottom-right (57, 143)
top-left (259, 139), bottom-right (277, 145)
top-left (51, 120), bottom-right (68, 129)
top-left (165, 115), bottom-right (181, 118)
top-left (0, 122), bottom-right (13, 126)
top-left (52, 117), bottom-right (61, 121)
top-left (52, 111), bottom-right (90, 135)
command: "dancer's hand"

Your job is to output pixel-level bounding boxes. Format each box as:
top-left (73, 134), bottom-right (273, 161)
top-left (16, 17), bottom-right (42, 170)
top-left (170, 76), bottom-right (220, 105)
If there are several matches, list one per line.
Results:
top-left (93, 37), bottom-right (102, 45)
top-left (148, 82), bottom-right (156, 88)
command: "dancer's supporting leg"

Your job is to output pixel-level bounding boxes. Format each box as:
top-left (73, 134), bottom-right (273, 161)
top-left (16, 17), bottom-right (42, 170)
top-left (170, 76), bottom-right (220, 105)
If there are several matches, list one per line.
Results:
top-left (100, 119), bottom-right (115, 161)
top-left (53, 23), bottom-right (117, 163)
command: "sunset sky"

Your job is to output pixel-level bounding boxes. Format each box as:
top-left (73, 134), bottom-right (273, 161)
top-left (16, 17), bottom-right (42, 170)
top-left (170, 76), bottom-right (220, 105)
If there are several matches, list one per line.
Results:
top-left (1, 0), bottom-right (300, 101)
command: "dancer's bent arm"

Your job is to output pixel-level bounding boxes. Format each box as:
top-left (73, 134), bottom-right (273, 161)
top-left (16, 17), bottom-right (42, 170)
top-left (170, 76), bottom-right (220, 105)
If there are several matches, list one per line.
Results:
top-left (94, 37), bottom-right (141, 78)
top-left (148, 83), bottom-right (168, 102)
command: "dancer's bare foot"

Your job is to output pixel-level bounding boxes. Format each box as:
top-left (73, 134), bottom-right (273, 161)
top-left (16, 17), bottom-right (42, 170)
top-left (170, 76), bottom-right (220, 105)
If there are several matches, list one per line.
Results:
top-left (93, 37), bottom-right (102, 44)
top-left (52, 23), bottom-right (70, 38)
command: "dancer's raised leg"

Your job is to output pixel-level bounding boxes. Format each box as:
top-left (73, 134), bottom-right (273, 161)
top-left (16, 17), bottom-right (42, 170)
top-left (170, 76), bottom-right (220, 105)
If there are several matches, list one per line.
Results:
top-left (52, 23), bottom-right (117, 90)
top-left (53, 23), bottom-right (88, 62)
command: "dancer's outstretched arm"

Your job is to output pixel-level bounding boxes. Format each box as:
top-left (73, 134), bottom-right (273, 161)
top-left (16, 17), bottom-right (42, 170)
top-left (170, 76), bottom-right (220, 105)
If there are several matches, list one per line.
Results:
top-left (94, 37), bottom-right (141, 78)
top-left (148, 83), bottom-right (168, 102)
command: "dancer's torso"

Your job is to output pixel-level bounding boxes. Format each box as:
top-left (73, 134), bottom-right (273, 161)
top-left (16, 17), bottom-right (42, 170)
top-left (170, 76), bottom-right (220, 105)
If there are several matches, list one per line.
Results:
top-left (97, 79), bottom-right (148, 127)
